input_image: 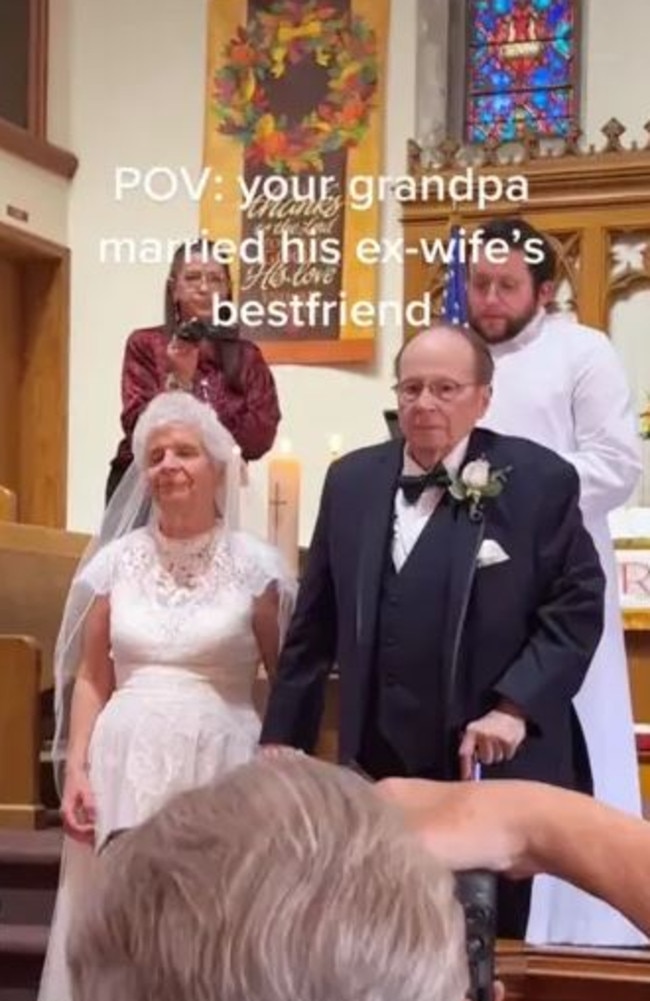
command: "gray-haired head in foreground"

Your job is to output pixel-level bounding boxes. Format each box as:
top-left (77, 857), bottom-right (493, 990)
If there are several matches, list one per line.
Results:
top-left (68, 756), bottom-right (467, 1001)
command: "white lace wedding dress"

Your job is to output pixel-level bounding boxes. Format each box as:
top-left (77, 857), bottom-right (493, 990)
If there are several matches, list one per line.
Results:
top-left (38, 524), bottom-right (292, 1001)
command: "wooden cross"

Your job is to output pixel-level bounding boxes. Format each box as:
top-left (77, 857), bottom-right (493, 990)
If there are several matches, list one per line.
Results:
top-left (438, 138), bottom-right (460, 169)
top-left (601, 117), bottom-right (626, 153)
top-left (520, 129), bottom-right (540, 161)
top-left (564, 125), bottom-right (582, 157)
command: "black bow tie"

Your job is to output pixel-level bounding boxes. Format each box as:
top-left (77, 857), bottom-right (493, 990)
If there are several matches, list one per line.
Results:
top-left (398, 464), bottom-right (451, 504)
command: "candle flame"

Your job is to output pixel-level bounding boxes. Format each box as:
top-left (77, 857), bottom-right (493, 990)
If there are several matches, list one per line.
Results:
top-left (279, 438), bottom-right (293, 455)
top-left (328, 434), bottom-right (343, 457)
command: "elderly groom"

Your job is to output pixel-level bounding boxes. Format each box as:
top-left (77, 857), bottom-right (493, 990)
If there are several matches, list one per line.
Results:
top-left (261, 323), bottom-right (605, 936)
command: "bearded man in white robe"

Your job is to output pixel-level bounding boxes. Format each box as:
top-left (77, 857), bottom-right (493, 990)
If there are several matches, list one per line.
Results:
top-left (467, 216), bottom-right (644, 947)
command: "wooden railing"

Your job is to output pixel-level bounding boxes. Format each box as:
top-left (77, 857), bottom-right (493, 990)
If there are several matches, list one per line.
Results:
top-left (0, 486), bottom-right (17, 522)
top-left (497, 940), bottom-right (650, 1000)
top-left (400, 120), bottom-right (650, 338)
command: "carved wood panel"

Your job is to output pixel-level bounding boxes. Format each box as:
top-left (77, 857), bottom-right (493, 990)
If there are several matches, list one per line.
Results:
top-left (400, 120), bottom-right (650, 340)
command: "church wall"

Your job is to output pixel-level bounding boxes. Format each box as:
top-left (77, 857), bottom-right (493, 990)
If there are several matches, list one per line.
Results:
top-left (414, 0), bottom-right (650, 508)
top-left (582, 0), bottom-right (650, 505)
top-left (0, 0), bottom-right (72, 247)
top-left (58, 0), bottom-right (650, 533)
top-left (47, 0), bottom-right (73, 152)
top-left (62, 0), bottom-right (418, 538)
top-left (581, 0), bottom-right (650, 143)
top-left (64, 0), bottom-right (209, 530)
top-left (0, 151), bottom-right (68, 245)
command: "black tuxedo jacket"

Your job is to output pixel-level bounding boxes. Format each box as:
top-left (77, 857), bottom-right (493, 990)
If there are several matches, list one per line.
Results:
top-left (261, 428), bottom-right (605, 789)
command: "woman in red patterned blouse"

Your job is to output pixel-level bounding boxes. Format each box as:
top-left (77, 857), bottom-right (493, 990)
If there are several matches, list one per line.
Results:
top-left (105, 240), bottom-right (281, 501)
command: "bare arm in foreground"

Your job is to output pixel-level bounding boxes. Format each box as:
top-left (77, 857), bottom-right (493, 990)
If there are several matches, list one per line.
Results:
top-left (377, 778), bottom-right (650, 938)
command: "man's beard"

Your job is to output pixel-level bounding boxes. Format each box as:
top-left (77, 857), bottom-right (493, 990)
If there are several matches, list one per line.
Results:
top-left (469, 303), bottom-right (539, 344)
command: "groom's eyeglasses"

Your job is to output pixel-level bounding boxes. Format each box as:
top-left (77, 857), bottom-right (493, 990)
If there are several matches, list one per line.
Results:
top-left (393, 378), bottom-right (477, 405)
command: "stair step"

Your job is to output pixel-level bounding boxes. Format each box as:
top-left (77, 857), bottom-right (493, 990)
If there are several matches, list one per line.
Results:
top-left (0, 870), bottom-right (58, 926)
top-left (0, 924), bottom-right (49, 956)
top-left (0, 925), bottom-right (48, 1001)
top-left (0, 831), bottom-right (61, 927)
top-left (0, 829), bottom-right (62, 866)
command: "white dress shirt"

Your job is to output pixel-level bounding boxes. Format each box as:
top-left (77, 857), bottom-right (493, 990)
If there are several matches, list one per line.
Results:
top-left (391, 437), bottom-right (469, 571)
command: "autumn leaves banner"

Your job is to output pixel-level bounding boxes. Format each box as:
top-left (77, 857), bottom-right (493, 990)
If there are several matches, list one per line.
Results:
top-left (201, 0), bottom-right (389, 363)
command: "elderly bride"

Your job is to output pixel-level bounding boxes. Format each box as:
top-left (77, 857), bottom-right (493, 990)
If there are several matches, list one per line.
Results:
top-left (39, 391), bottom-right (295, 1001)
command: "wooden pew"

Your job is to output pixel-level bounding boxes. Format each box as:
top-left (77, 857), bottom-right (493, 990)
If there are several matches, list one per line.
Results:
top-left (253, 672), bottom-right (339, 763)
top-left (254, 544), bottom-right (340, 762)
top-left (0, 636), bottom-right (44, 828)
top-left (0, 522), bottom-right (90, 691)
top-left (0, 523), bottom-right (89, 827)
top-left (0, 485), bottom-right (17, 522)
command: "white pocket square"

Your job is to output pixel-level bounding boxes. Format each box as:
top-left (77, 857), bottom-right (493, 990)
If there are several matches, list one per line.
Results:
top-left (476, 539), bottom-right (510, 568)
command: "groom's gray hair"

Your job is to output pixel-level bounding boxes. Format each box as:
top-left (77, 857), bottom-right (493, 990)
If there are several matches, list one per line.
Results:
top-left (67, 756), bottom-right (467, 1001)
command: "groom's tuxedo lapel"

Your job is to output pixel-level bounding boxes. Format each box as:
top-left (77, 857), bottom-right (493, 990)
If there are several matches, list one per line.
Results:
top-left (355, 440), bottom-right (402, 677)
top-left (441, 428), bottom-right (494, 728)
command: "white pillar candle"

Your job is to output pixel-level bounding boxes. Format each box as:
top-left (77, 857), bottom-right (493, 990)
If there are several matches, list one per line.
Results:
top-left (267, 439), bottom-right (301, 574)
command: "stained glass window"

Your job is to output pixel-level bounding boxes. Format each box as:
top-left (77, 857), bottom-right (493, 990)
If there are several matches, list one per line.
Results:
top-left (465, 0), bottom-right (579, 143)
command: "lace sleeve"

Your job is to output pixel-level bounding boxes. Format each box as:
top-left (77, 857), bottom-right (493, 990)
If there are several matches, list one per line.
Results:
top-left (76, 538), bottom-right (121, 595)
top-left (229, 531), bottom-right (298, 644)
top-left (51, 534), bottom-right (130, 794)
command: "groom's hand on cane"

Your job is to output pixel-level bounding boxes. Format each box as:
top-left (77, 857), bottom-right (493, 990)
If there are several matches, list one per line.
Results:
top-left (459, 700), bottom-right (526, 780)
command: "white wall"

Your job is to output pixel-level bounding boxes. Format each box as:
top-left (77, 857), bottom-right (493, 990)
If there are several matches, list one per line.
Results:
top-left (582, 0), bottom-right (650, 143)
top-left (245, 1), bottom-right (417, 542)
top-left (0, 150), bottom-right (68, 244)
top-left (62, 0), bottom-right (417, 539)
top-left (37, 0), bottom-right (650, 533)
top-left (581, 0), bottom-right (650, 507)
top-left (65, 0), bottom-right (208, 529)
top-left (48, 0), bottom-right (72, 149)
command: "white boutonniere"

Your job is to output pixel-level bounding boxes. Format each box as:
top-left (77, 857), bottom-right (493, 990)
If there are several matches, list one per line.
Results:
top-left (449, 457), bottom-right (511, 521)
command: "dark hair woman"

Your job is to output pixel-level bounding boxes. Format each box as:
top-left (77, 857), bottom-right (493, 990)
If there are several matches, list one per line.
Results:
top-left (105, 239), bottom-right (281, 502)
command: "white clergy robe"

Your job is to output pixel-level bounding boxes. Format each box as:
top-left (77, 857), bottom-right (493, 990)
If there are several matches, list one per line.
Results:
top-left (480, 308), bottom-right (645, 946)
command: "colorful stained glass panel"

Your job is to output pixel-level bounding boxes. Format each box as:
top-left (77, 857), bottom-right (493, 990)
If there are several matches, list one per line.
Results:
top-left (466, 0), bottom-right (578, 142)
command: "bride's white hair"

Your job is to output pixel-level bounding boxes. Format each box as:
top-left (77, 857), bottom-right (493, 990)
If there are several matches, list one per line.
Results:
top-left (100, 392), bottom-right (242, 544)
top-left (132, 391), bottom-right (239, 472)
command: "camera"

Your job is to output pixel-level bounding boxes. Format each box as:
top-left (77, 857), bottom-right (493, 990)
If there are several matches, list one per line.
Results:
top-left (176, 305), bottom-right (239, 344)
top-left (454, 870), bottom-right (497, 1001)
top-left (176, 317), bottom-right (207, 343)
top-left (346, 761), bottom-right (496, 999)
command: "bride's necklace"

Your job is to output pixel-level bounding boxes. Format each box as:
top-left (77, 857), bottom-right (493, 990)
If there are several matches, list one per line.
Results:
top-left (153, 524), bottom-right (221, 590)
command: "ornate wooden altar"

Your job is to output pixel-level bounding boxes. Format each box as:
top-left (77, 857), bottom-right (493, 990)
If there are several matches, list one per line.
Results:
top-left (399, 124), bottom-right (650, 994)
top-left (398, 119), bottom-right (650, 750)
top-left (399, 119), bottom-right (650, 334)
top-left (497, 941), bottom-right (650, 1000)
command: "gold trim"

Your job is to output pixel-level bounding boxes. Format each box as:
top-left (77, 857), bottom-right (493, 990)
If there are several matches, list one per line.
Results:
top-left (622, 608), bottom-right (650, 631)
